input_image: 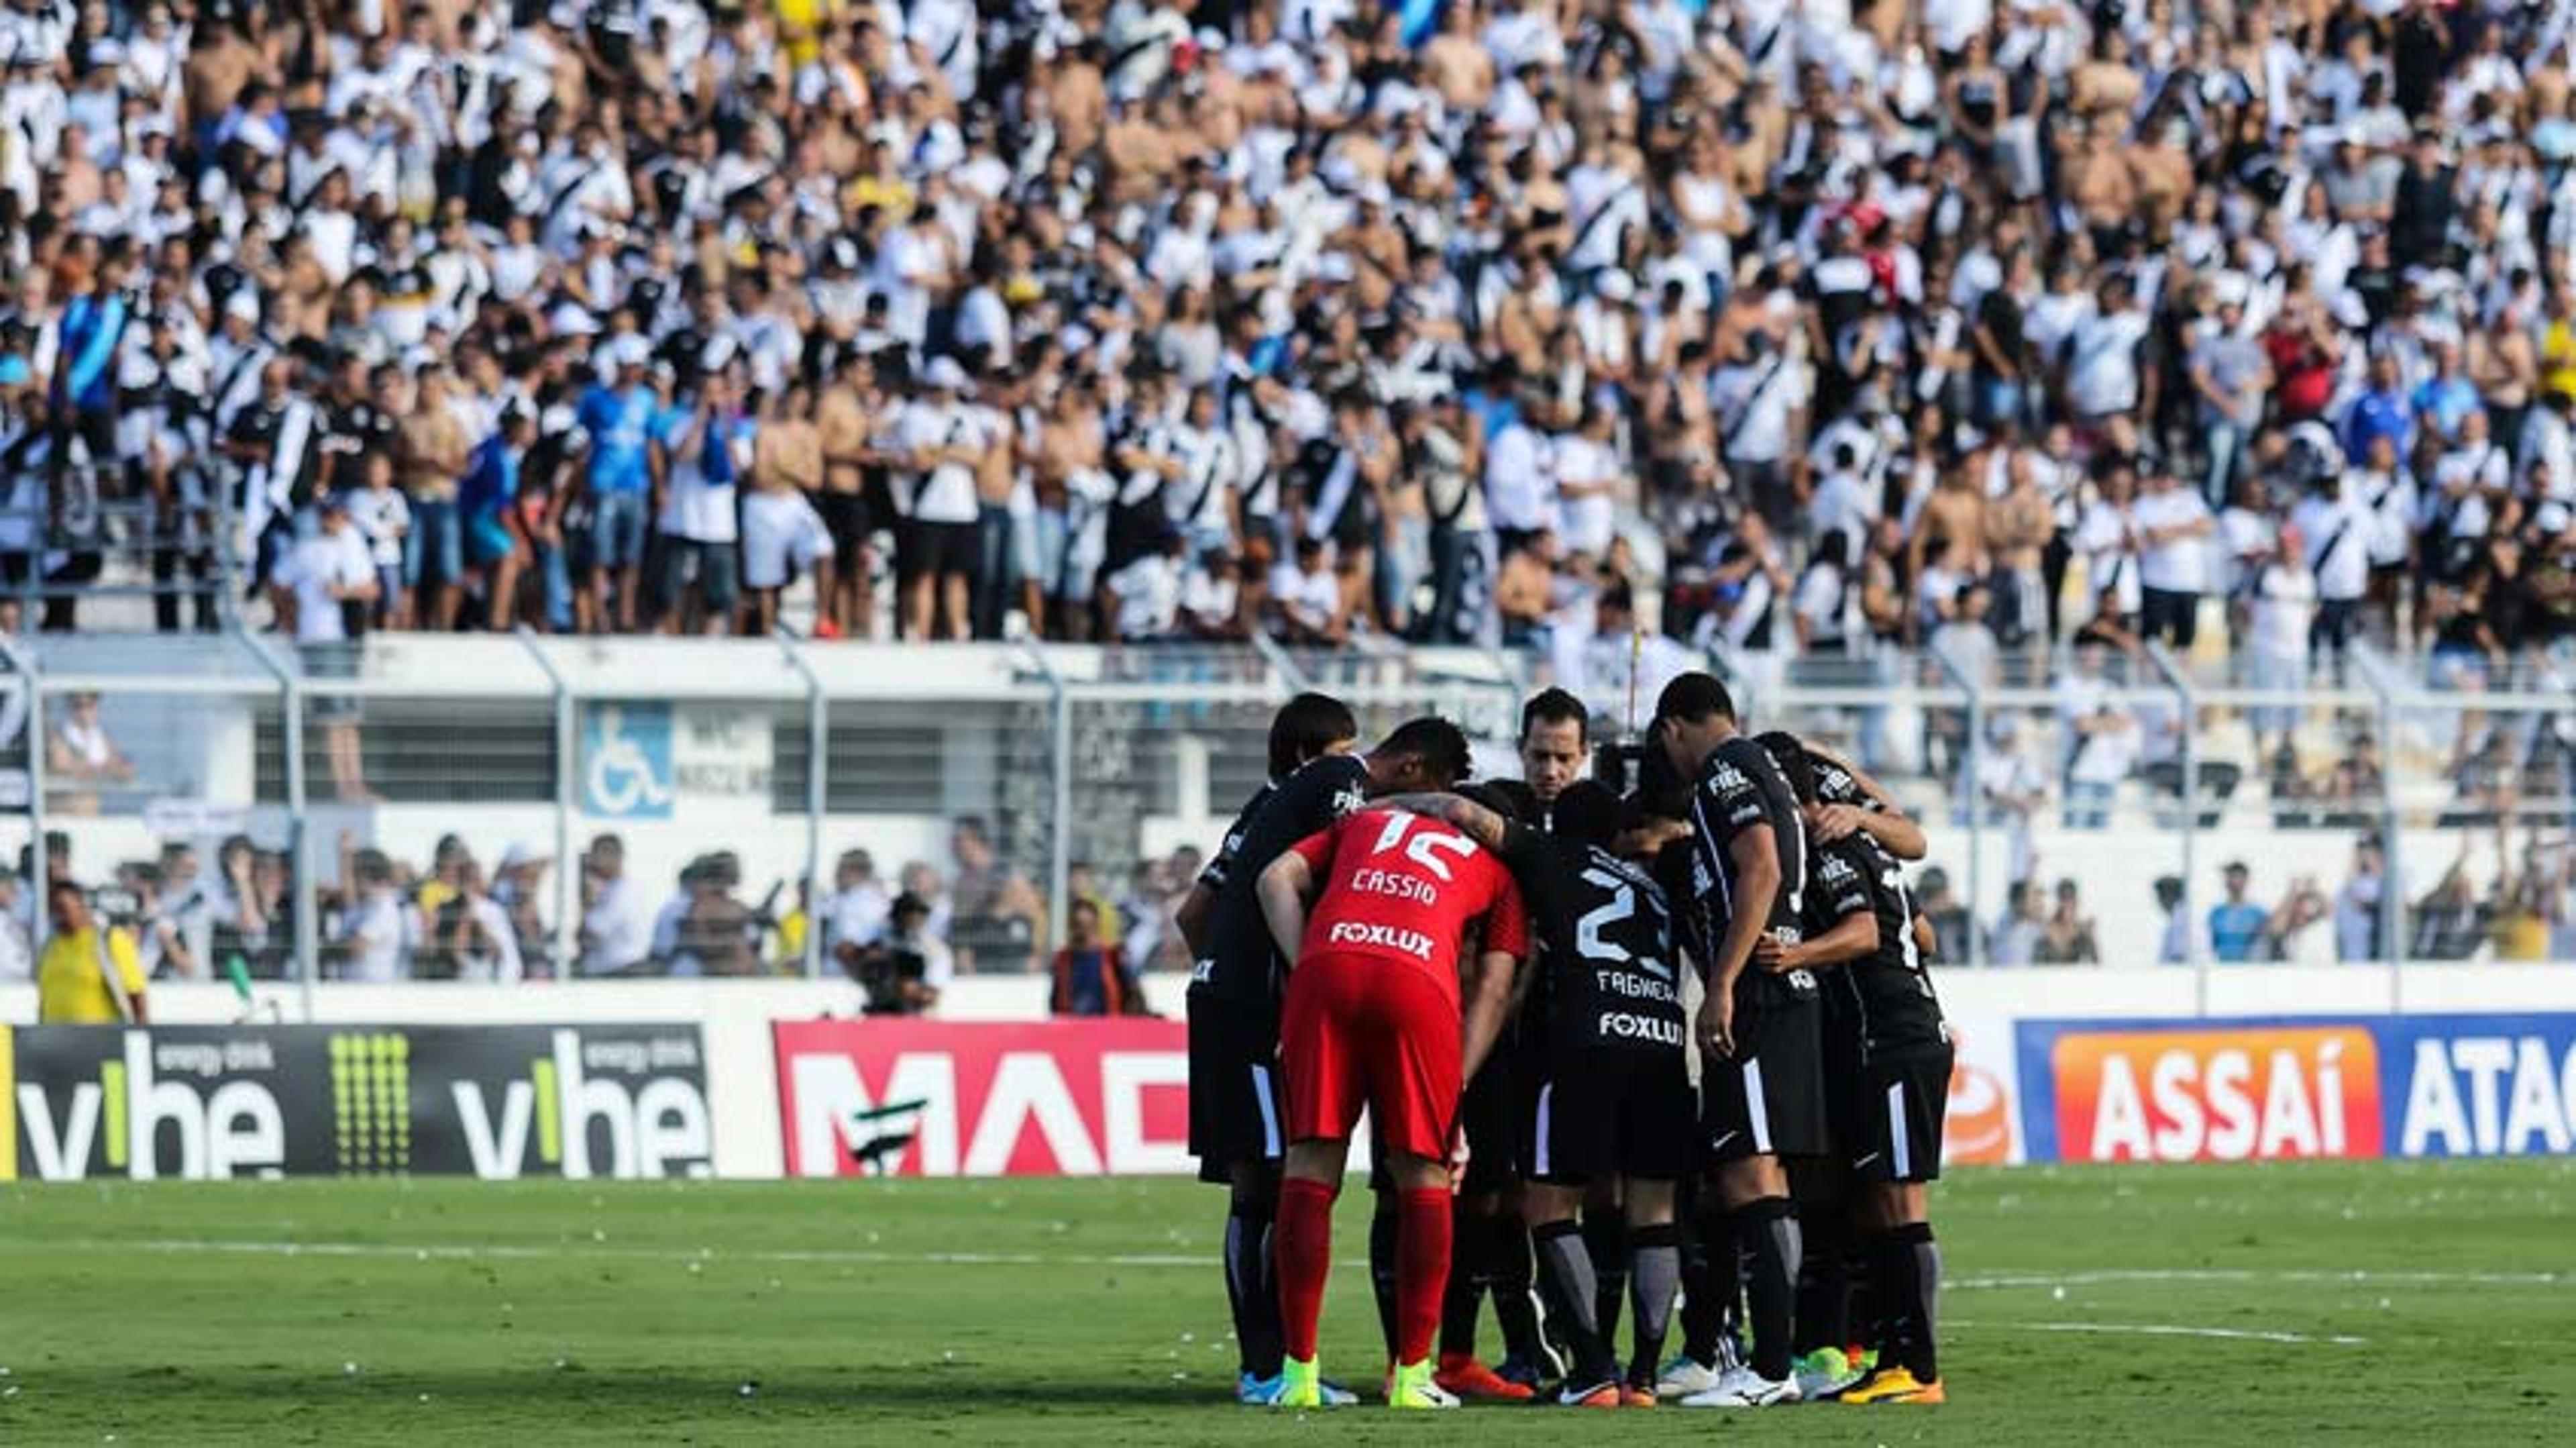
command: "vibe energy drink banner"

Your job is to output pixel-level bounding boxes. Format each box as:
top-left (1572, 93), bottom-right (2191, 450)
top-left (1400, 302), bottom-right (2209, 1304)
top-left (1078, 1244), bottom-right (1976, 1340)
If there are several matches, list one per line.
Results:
top-left (0, 1024), bottom-right (712, 1182)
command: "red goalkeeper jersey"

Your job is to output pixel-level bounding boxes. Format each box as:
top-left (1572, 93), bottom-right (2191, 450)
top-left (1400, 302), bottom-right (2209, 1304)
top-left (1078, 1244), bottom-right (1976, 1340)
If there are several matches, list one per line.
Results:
top-left (1288, 807), bottom-right (1531, 1010)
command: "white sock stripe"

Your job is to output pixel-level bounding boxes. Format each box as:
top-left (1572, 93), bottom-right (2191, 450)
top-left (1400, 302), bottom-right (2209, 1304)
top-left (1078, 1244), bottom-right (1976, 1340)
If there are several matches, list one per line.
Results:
top-left (1534, 1082), bottom-right (1555, 1179)
top-left (1252, 1064), bottom-right (1281, 1158)
top-left (1886, 1080), bottom-right (1911, 1180)
top-left (1743, 1059), bottom-right (1772, 1156)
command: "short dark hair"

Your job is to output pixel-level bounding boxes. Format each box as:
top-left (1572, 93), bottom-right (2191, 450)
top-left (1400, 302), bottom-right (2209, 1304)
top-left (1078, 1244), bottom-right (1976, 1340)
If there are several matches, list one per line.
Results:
top-left (1755, 731), bottom-right (1818, 805)
top-left (1519, 687), bottom-right (1589, 746)
top-left (1551, 779), bottom-right (1623, 848)
top-left (1269, 692), bottom-right (1359, 778)
top-left (1379, 716), bottom-right (1472, 787)
top-left (1654, 672), bottom-right (1737, 727)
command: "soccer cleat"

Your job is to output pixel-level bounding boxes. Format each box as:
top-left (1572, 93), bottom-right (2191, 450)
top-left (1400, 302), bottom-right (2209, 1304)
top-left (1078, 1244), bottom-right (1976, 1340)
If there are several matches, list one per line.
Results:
top-left (1619, 1385), bottom-right (1658, 1408)
top-left (1435, 1353), bottom-right (1534, 1402)
top-left (1493, 1352), bottom-right (1550, 1394)
top-left (1318, 1378), bottom-right (1360, 1407)
top-left (1388, 1359), bottom-right (1462, 1410)
top-left (1654, 1353), bottom-right (1724, 1399)
top-left (1238, 1371), bottom-right (1281, 1406)
top-left (1840, 1366), bottom-right (1945, 1404)
top-left (1677, 1365), bottom-right (1803, 1408)
top-left (1268, 1357), bottom-right (1323, 1409)
top-left (1794, 1346), bottom-right (1864, 1400)
top-left (1556, 1378), bottom-right (1623, 1408)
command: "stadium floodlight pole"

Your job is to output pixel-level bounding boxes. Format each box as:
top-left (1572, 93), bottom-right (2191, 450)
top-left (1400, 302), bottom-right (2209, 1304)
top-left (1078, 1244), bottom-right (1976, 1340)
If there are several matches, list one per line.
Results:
top-left (1924, 639), bottom-right (1985, 970)
top-left (2145, 642), bottom-right (2207, 1013)
top-left (1016, 639), bottom-right (1072, 974)
top-left (776, 631), bottom-right (828, 980)
top-left (0, 633), bottom-right (47, 958)
top-left (239, 629), bottom-right (318, 1023)
top-left (513, 627), bottom-right (580, 980)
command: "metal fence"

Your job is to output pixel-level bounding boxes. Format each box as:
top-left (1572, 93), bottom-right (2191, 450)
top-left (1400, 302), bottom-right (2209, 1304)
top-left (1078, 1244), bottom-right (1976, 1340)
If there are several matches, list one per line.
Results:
top-left (1, 630), bottom-right (2568, 1017)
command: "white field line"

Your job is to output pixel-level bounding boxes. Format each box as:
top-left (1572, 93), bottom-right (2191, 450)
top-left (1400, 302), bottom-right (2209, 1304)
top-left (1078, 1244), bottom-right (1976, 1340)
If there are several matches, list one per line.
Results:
top-left (1950, 1319), bottom-right (2369, 1346)
top-left (13, 1237), bottom-right (2567, 1290)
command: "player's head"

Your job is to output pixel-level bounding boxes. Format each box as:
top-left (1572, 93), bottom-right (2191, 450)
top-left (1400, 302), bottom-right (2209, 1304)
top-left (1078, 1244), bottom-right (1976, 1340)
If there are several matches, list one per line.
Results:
top-left (1754, 731), bottom-right (1821, 809)
top-left (1550, 779), bottom-right (1624, 850)
top-left (1517, 687), bottom-right (1589, 805)
top-left (1367, 716), bottom-right (1472, 794)
top-left (1651, 671), bottom-right (1739, 778)
top-left (1269, 692), bottom-right (1358, 779)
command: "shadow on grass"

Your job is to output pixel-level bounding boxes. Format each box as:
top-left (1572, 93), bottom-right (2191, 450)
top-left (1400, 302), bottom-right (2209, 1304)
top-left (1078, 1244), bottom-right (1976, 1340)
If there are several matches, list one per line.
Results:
top-left (0, 1364), bottom-right (1217, 1418)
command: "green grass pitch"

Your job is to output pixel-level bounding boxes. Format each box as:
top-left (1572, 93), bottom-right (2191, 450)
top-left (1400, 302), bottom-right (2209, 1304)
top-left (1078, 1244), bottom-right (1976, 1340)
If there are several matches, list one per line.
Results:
top-left (0, 1159), bottom-right (2567, 1443)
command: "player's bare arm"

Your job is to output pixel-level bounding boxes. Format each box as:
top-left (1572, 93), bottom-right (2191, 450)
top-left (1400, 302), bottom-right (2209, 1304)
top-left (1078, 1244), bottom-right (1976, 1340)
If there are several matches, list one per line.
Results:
top-left (1377, 791), bottom-right (1509, 852)
top-left (1801, 737), bottom-right (1929, 860)
top-left (1256, 852), bottom-right (1316, 965)
top-left (1699, 823), bottom-right (1780, 1057)
top-left (1756, 906), bottom-right (1874, 973)
top-left (1459, 946), bottom-right (1518, 1083)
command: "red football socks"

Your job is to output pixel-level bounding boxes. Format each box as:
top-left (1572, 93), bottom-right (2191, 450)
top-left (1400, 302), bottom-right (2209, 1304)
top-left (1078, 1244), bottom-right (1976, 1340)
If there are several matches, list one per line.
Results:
top-left (1395, 1188), bottom-right (1454, 1366)
top-left (1276, 1178), bottom-right (1338, 1362)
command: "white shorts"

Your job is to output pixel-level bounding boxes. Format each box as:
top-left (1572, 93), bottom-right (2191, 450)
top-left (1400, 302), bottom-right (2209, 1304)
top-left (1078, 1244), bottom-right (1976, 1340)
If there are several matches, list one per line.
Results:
top-left (742, 489), bottom-right (835, 590)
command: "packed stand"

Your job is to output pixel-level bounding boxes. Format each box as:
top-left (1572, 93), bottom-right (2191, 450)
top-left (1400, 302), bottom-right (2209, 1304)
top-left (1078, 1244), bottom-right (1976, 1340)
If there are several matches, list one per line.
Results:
top-left (0, 0), bottom-right (2567, 662)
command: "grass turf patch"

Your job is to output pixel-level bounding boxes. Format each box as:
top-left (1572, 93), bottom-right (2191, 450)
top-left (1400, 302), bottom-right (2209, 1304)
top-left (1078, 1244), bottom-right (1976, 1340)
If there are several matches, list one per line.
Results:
top-left (0, 1157), bottom-right (2567, 1443)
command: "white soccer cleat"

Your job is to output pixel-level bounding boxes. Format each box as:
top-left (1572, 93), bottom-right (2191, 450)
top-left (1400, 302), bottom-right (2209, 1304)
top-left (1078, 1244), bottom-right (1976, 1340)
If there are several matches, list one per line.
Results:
top-left (1654, 1354), bottom-right (1725, 1399)
top-left (1678, 1365), bottom-right (1803, 1408)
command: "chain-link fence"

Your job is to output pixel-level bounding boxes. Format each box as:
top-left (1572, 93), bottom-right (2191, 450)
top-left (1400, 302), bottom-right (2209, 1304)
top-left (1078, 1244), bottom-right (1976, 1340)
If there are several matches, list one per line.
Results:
top-left (0, 635), bottom-right (2566, 1012)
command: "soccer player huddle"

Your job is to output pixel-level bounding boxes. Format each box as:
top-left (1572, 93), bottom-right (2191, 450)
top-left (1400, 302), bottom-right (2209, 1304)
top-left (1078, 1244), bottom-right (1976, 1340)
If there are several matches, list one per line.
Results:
top-left (1179, 678), bottom-right (1951, 1411)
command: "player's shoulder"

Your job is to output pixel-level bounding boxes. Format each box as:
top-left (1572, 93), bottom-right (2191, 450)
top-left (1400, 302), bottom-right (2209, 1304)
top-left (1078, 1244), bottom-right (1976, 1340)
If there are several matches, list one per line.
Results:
top-left (1287, 753), bottom-right (1371, 818)
top-left (1705, 735), bottom-right (1776, 788)
top-left (1813, 839), bottom-right (1868, 888)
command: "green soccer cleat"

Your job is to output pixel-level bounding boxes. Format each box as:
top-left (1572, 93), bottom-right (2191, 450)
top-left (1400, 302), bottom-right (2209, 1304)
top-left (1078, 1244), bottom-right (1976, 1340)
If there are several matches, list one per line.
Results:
top-left (1271, 1356), bottom-right (1323, 1409)
top-left (1387, 1358), bottom-right (1461, 1410)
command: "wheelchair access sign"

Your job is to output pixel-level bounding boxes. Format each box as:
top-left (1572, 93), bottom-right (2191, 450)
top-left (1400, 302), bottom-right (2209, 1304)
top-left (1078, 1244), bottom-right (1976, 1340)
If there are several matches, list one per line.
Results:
top-left (580, 702), bottom-right (677, 819)
top-left (579, 701), bottom-right (773, 820)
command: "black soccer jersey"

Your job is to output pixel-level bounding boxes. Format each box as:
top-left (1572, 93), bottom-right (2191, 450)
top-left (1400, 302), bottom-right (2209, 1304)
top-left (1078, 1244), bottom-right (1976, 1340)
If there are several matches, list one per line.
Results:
top-left (1196, 753), bottom-right (1370, 1006)
top-left (1682, 734), bottom-right (1813, 1011)
top-left (1807, 833), bottom-right (1946, 1052)
top-left (1508, 826), bottom-right (1683, 1054)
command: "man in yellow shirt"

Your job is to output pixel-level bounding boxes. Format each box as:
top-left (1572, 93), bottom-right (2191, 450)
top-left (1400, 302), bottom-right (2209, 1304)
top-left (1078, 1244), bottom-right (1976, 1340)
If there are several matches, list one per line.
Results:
top-left (37, 880), bottom-right (149, 1024)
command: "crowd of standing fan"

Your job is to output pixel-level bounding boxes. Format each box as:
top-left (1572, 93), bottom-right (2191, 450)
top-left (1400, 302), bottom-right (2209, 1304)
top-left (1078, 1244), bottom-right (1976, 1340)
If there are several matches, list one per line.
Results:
top-left (0, 0), bottom-right (2570, 671)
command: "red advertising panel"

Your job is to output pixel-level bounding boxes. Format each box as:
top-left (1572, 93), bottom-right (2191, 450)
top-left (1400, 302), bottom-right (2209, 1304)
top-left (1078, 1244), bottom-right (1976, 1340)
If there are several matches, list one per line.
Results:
top-left (2049, 1025), bottom-right (2383, 1164)
top-left (773, 1019), bottom-right (1191, 1178)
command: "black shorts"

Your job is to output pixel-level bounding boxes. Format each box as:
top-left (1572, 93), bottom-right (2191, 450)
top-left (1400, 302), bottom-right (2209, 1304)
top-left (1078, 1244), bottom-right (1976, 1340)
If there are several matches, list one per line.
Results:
top-left (1456, 1049), bottom-right (1519, 1194)
top-left (1187, 987), bottom-right (1282, 1184)
top-left (1700, 998), bottom-right (1828, 1163)
top-left (1836, 1041), bottom-right (1953, 1185)
top-left (896, 518), bottom-right (975, 584)
top-left (815, 489), bottom-right (872, 561)
top-left (1523, 1046), bottom-right (1695, 1185)
top-left (1369, 1043), bottom-right (1518, 1194)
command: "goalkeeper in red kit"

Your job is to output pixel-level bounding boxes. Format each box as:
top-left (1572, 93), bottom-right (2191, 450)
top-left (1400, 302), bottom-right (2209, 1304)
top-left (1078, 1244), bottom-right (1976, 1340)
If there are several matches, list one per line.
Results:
top-left (1254, 793), bottom-right (1529, 1410)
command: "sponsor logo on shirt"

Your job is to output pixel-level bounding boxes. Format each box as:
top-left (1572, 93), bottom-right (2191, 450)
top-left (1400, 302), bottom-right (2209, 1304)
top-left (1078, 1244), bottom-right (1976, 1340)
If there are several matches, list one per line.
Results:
top-left (1326, 920), bottom-right (1435, 961)
top-left (1597, 1011), bottom-right (1684, 1046)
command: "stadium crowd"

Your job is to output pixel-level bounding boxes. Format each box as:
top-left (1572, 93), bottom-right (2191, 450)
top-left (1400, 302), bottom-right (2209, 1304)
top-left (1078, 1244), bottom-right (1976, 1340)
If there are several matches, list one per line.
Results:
top-left (0, 0), bottom-right (2573, 673)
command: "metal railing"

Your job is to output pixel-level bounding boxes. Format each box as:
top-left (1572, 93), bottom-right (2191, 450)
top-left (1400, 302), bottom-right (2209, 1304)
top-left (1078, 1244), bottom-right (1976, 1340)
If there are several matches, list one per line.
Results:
top-left (1, 630), bottom-right (2567, 1009)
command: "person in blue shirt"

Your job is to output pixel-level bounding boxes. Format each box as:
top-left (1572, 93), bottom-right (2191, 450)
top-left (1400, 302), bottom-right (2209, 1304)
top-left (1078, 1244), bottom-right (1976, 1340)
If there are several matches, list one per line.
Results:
top-left (2207, 860), bottom-right (2272, 963)
top-left (2409, 335), bottom-right (2482, 445)
top-left (574, 340), bottom-right (666, 630)
top-left (460, 406), bottom-right (536, 631)
top-left (2338, 350), bottom-right (2414, 465)
top-left (50, 244), bottom-right (133, 479)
